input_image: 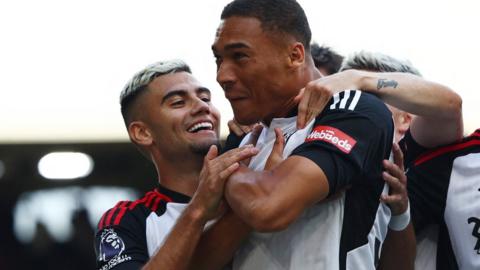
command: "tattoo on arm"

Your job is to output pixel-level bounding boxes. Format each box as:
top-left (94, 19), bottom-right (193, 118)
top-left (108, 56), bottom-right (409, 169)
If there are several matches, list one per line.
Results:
top-left (377, 79), bottom-right (398, 90)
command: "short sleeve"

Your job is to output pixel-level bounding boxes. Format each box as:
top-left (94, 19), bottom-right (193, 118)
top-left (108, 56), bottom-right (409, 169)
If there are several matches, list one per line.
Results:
top-left (94, 210), bottom-right (149, 270)
top-left (291, 91), bottom-right (393, 196)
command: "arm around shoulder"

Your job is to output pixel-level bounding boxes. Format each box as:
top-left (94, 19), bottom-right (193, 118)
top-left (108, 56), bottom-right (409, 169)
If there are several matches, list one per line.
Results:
top-left (355, 70), bottom-right (463, 147)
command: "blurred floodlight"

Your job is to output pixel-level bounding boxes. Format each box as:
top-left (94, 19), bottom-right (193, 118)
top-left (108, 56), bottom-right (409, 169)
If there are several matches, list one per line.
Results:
top-left (38, 152), bottom-right (93, 180)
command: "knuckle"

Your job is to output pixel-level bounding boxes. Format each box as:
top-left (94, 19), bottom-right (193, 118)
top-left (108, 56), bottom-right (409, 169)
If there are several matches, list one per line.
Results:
top-left (306, 81), bottom-right (315, 89)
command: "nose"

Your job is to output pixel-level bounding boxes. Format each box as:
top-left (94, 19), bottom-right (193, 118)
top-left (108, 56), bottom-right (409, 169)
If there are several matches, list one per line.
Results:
top-left (216, 62), bottom-right (235, 92)
top-left (191, 97), bottom-right (211, 116)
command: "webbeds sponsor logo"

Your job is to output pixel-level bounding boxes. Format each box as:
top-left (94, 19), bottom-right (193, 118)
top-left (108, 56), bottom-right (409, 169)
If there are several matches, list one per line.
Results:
top-left (306, 125), bottom-right (356, 153)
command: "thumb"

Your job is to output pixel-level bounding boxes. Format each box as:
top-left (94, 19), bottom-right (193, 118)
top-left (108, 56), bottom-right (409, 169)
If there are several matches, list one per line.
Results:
top-left (272, 128), bottom-right (285, 154)
top-left (293, 87), bottom-right (305, 104)
top-left (264, 128), bottom-right (285, 170)
top-left (246, 124), bottom-right (264, 146)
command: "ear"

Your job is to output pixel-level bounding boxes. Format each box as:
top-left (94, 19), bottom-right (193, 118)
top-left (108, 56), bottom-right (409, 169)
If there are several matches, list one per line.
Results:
top-left (397, 112), bottom-right (413, 137)
top-left (289, 42), bottom-right (306, 68)
top-left (128, 121), bottom-right (153, 146)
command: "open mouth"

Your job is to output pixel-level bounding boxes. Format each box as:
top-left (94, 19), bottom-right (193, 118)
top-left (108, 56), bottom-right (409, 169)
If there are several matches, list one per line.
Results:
top-left (187, 121), bottom-right (214, 133)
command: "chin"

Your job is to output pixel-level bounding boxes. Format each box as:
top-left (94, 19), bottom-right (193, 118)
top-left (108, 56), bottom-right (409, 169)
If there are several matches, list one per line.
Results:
top-left (234, 113), bottom-right (259, 126)
top-left (189, 138), bottom-right (220, 155)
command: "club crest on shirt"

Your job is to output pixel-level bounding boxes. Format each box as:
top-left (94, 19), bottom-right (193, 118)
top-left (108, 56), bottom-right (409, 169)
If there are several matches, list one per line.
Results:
top-left (98, 228), bottom-right (126, 262)
top-left (468, 217), bottom-right (480, 254)
top-left (467, 187), bottom-right (480, 254)
top-left (306, 125), bottom-right (356, 154)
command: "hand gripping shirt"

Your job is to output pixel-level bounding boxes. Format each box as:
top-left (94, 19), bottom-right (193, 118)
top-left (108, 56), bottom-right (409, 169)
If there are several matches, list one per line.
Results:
top-left (94, 185), bottom-right (190, 270)
top-left (230, 90), bottom-right (394, 270)
top-left (401, 129), bottom-right (480, 270)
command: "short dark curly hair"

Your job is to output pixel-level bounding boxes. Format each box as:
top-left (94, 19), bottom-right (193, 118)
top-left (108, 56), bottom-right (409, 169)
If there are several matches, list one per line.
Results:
top-left (221, 0), bottom-right (312, 51)
top-left (311, 43), bottom-right (344, 75)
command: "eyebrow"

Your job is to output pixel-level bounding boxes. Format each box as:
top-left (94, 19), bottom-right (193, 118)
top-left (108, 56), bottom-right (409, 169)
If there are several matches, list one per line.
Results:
top-left (197, 87), bottom-right (211, 96)
top-left (161, 90), bottom-right (186, 105)
top-left (161, 87), bottom-right (211, 104)
top-left (212, 42), bottom-right (250, 53)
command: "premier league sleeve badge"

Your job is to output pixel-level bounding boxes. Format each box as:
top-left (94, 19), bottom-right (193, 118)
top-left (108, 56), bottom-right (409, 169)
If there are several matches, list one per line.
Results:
top-left (97, 228), bottom-right (132, 270)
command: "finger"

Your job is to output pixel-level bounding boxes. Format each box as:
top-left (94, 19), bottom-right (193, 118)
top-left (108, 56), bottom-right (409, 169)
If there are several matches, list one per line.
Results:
top-left (245, 124), bottom-right (263, 146)
top-left (241, 125), bottom-right (262, 166)
top-left (264, 128), bottom-right (285, 170)
top-left (297, 87), bottom-right (311, 129)
top-left (392, 143), bottom-right (405, 171)
top-left (204, 145), bottom-right (218, 162)
top-left (380, 194), bottom-right (403, 204)
top-left (305, 86), bottom-right (318, 120)
top-left (218, 162), bottom-right (240, 179)
top-left (383, 159), bottom-right (405, 181)
top-left (305, 105), bottom-right (319, 127)
top-left (382, 171), bottom-right (405, 191)
top-left (273, 128), bottom-right (285, 153)
top-left (293, 87), bottom-right (305, 104)
top-left (217, 146), bottom-right (259, 169)
top-left (228, 119), bottom-right (246, 136)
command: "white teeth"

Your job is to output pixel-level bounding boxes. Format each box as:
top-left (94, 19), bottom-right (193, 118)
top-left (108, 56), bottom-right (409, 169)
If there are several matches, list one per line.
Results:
top-left (188, 122), bottom-right (213, 132)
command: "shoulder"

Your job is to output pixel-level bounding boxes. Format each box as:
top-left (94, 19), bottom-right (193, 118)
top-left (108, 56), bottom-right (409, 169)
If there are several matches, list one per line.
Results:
top-left (94, 189), bottom-right (176, 269)
top-left (413, 130), bottom-right (480, 167)
top-left (96, 189), bottom-right (173, 231)
top-left (321, 90), bottom-right (392, 130)
top-left (328, 90), bottom-right (389, 113)
top-left (311, 90), bottom-right (393, 139)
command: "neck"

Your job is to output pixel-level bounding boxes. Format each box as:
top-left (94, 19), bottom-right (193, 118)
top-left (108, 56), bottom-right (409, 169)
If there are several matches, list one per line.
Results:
top-left (151, 152), bottom-right (203, 197)
top-left (263, 63), bottom-right (321, 126)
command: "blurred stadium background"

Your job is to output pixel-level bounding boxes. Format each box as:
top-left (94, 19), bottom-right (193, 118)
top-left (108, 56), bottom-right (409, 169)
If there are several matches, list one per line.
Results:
top-left (0, 0), bottom-right (478, 269)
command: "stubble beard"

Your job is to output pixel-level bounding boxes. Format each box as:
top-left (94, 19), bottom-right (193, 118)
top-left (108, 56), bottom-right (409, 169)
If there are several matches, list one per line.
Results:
top-left (189, 138), bottom-right (221, 156)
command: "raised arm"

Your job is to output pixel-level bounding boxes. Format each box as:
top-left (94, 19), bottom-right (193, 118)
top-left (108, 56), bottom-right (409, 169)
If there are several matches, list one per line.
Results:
top-left (143, 145), bottom-right (258, 270)
top-left (297, 69), bottom-right (463, 147)
top-left (353, 70), bottom-right (463, 147)
top-left (377, 143), bottom-right (416, 270)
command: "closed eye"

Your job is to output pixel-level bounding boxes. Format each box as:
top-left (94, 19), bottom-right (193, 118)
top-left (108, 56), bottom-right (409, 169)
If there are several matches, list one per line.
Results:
top-left (233, 52), bottom-right (248, 60)
top-left (171, 100), bottom-right (185, 107)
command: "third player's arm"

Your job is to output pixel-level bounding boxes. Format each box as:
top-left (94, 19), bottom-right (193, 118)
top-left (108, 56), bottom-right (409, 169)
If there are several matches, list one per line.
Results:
top-left (353, 70), bottom-right (463, 147)
top-left (300, 70), bottom-right (463, 147)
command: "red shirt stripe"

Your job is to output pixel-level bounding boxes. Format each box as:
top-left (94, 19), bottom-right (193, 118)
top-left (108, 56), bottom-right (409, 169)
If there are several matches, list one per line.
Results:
top-left (105, 201), bottom-right (123, 227)
top-left (145, 192), bottom-right (157, 208)
top-left (98, 211), bottom-right (108, 229)
top-left (99, 189), bottom-right (175, 228)
top-left (113, 201), bottom-right (130, 226)
top-left (151, 196), bottom-right (162, 212)
top-left (154, 189), bottom-right (173, 203)
top-left (128, 191), bottom-right (155, 210)
top-left (414, 139), bottom-right (480, 166)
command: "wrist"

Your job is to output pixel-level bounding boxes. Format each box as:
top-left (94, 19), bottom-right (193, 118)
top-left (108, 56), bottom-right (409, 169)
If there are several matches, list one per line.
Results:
top-left (184, 203), bottom-right (210, 225)
top-left (388, 201), bottom-right (410, 231)
top-left (355, 70), bottom-right (378, 93)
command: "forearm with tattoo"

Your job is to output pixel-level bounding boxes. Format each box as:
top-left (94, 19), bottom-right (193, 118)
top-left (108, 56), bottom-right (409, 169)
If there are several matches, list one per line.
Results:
top-left (377, 79), bottom-right (398, 90)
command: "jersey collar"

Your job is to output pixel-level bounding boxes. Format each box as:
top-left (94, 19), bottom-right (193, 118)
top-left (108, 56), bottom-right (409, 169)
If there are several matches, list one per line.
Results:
top-left (156, 184), bottom-right (191, 204)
